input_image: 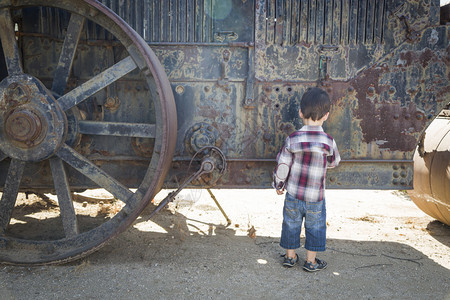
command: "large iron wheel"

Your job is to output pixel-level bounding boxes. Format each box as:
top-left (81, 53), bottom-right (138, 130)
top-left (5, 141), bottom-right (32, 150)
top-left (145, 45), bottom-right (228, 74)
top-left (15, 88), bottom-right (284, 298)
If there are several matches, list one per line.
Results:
top-left (0, 0), bottom-right (177, 264)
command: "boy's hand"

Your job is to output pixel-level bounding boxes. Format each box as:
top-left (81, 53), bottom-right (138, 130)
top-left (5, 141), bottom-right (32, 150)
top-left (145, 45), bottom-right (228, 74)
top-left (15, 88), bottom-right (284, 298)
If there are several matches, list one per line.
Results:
top-left (276, 188), bottom-right (285, 195)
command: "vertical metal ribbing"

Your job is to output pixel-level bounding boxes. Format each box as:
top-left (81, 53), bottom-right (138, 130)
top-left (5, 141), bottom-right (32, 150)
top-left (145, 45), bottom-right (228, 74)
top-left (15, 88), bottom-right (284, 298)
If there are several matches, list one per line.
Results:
top-left (38, 7), bottom-right (45, 36)
top-left (274, 0), bottom-right (282, 45)
top-left (315, 0), bottom-right (324, 44)
top-left (372, 0), bottom-right (380, 44)
top-left (175, 0), bottom-right (180, 42)
top-left (331, 0), bottom-right (341, 45)
top-left (265, 0), bottom-right (271, 44)
top-left (299, 0), bottom-right (307, 42)
top-left (376, 0), bottom-right (386, 43)
top-left (324, 0), bottom-right (333, 45)
top-left (129, 0), bottom-right (136, 36)
top-left (118, 0), bottom-right (126, 26)
top-left (159, 0), bottom-right (164, 42)
top-left (348, 0), bottom-right (357, 44)
top-left (148, 0), bottom-right (153, 41)
top-left (365, 0), bottom-right (373, 44)
top-left (341, 0), bottom-right (349, 44)
top-left (308, 0), bottom-right (316, 44)
top-left (152, 0), bottom-right (160, 42)
top-left (205, 0), bottom-right (213, 43)
top-left (102, 0), bottom-right (386, 45)
top-left (143, 1), bottom-right (149, 40)
top-left (136, 0), bottom-right (144, 38)
top-left (290, 0), bottom-right (299, 45)
top-left (194, 0), bottom-right (202, 43)
top-left (283, 0), bottom-right (291, 45)
top-left (187, 0), bottom-right (194, 42)
top-left (202, 0), bottom-right (208, 43)
top-left (179, 0), bottom-right (186, 42)
top-left (266, 0), bottom-right (275, 44)
top-left (356, 0), bottom-right (366, 44)
top-left (161, 1), bottom-right (168, 42)
top-left (169, 0), bottom-right (176, 42)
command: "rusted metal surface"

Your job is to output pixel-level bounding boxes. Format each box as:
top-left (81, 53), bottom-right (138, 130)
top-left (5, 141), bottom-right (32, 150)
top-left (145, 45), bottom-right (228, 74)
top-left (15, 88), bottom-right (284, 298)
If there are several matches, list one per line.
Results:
top-left (0, 8), bottom-right (23, 75)
top-left (156, 0), bottom-right (447, 190)
top-left (147, 146), bottom-right (226, 219)
top-left (49, 157), bottom-right (79, 238)
top-left (51, 13), bottom-right (85, 96)
top-left (0, 75), bottom-right (66, 161)
top-left (57, 56), bottom-right (138, 111)
top-left (13, 0), bottom-right (445, 190)
top-left (408, 111), bottom-right (450, 225)
top-left (0, 159), bottom-right (25, 234)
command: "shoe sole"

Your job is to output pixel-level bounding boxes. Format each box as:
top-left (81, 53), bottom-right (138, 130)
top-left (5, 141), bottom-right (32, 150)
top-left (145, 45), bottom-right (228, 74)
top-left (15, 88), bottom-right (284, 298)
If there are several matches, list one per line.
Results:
top-left (283, 263), bottom-right (296, 268)
top-left (303, 265), bottom-right (327, 272)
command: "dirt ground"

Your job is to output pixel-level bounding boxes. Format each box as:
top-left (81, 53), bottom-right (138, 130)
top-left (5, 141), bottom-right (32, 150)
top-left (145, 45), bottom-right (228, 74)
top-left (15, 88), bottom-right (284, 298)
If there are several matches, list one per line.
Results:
top-left (0, 189), bottom-right (449, 300)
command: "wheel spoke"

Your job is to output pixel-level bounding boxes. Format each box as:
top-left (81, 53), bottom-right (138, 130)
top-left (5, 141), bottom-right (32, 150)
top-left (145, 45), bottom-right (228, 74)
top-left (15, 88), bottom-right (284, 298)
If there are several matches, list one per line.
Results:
top-left (51, 13), bottom-right (85, 96)
top-left (56, 144), bottom-right (133, 203)
top-left (49, 157), bottom-right (79, 238)
top-left (57, 56), bottom-right (138, 111)
top-left (0, 159), bottom-right (25, 234)
top-left (0, 8), bottom-right (23, 75)
top-left (79, 121), bottom-right (156, 138)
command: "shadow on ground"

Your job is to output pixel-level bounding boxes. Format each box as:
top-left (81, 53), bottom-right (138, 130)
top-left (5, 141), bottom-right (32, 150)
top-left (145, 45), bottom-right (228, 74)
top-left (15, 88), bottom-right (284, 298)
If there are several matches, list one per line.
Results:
top-left (1, 199), bottom-right (449, 300)
top-left (426, 220), bottom-right (450, 248)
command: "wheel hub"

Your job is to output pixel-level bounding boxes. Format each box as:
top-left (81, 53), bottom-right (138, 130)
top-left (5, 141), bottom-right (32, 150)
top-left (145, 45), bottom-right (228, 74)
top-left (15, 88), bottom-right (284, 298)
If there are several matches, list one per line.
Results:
top-left (5, 109), bottom-right (44, 145)
top-left (0, 75), bottom-right (67, 161)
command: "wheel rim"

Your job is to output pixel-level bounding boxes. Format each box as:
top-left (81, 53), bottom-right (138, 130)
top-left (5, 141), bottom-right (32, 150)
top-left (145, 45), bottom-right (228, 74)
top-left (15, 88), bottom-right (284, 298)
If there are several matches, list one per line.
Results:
top-left (0, 0), bottom-right (177, 264)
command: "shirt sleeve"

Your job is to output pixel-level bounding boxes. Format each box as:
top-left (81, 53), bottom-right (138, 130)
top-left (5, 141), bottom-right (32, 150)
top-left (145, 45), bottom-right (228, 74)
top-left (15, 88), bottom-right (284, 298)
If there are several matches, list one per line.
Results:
top-left (326, 139), bottom-right (341, 168)
top-left (273, 137), bottom-right (294, 189)
top-left (277, 137), bottom-right (294, 165)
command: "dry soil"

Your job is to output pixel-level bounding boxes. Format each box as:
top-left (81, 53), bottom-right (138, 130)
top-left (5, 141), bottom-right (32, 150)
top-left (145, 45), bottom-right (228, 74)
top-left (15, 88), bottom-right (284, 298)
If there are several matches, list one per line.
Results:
top-left (0, 189), bottom-right (449, 299)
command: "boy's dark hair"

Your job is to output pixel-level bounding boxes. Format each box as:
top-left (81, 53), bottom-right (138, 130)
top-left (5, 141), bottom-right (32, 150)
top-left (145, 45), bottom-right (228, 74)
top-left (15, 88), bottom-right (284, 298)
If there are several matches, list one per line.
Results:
top-left (300, 87), bottom-right (331, 121)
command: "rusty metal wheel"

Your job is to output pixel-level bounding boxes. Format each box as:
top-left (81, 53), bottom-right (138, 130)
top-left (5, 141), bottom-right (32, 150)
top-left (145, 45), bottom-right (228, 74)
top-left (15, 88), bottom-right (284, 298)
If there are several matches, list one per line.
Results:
top-left (0, 0), bottom-right (176, 264)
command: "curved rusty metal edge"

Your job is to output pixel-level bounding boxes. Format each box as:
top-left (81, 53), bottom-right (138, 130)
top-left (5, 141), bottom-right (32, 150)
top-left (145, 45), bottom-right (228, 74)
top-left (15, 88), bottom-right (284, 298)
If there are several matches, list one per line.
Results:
top-left (85, 0), bottom-right (178, 227)
top-left (0, 0), bottom-right (177, 264)
top-left (408, 116), bottom-right (450, 226)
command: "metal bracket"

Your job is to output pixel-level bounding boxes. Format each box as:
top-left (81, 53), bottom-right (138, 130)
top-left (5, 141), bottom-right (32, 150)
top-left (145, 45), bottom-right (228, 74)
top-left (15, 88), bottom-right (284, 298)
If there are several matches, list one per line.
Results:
top-left (214, 31), bottom-right (238, 42)
top-left (244, 45), bottom-right (256, 108)
top-left (148, 146), bottom-right (227, 219)
top-left (319, 55), bottom-right (330, 85)
top-left (147, 157), bottom-right (216, 219)
top-left (207, 188), bottom-right (231, 226)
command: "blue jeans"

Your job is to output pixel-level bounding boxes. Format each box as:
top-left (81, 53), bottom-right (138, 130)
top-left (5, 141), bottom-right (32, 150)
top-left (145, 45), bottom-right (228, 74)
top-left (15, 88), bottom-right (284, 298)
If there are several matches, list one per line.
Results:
top-left (280, 192), bottom-right (326, 251)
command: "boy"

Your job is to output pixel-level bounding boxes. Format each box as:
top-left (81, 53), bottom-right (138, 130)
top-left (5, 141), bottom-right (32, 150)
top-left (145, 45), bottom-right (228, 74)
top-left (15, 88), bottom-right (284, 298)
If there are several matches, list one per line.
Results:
top-left (274, 87), bottom-right (340, 271)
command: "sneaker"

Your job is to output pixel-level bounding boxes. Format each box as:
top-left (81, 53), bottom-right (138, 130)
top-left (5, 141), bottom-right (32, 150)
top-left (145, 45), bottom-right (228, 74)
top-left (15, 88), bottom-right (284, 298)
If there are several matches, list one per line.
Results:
top-left (303, 258), bottom-right (327, 272)
top-left (282, 254), bottom-right (299, 268)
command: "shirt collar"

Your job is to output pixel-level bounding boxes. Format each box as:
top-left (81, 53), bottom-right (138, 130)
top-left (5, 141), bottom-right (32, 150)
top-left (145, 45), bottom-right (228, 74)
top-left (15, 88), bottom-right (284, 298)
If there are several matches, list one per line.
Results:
top-left (300, 125), bottom-right (324, 132)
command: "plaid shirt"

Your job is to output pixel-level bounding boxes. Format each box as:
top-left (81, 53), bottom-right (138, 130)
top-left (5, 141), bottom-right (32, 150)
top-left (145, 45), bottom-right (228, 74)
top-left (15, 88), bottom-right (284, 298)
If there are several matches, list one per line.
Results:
top-left (275, 125), bottom-right (340, 202)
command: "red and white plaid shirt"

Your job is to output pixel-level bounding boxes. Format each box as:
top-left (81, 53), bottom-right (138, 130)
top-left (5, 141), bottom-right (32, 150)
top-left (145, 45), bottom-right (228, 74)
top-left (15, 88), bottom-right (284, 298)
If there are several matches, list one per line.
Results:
top-left (275, 125), bottom-right (340, 202)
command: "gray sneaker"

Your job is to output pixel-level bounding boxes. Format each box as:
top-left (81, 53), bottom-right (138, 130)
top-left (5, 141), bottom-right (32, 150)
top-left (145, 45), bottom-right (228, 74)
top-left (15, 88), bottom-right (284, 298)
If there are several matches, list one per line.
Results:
top-left (303, 258), bottom-right (327, 272)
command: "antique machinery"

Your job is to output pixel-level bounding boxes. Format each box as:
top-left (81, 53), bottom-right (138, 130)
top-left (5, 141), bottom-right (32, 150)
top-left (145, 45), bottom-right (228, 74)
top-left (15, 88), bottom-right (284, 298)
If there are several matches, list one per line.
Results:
top-left (0, 0), bottom-right (448, 264)
top-left (408, 106), bottom-right (450, 225)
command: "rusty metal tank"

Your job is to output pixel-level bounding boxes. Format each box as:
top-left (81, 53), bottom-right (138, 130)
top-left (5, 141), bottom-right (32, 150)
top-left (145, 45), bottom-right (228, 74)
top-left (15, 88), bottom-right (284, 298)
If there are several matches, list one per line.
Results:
top-left (408, 108), bottom-right (450, 225)
top-left (0, 0), bottom-right (448, 264)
